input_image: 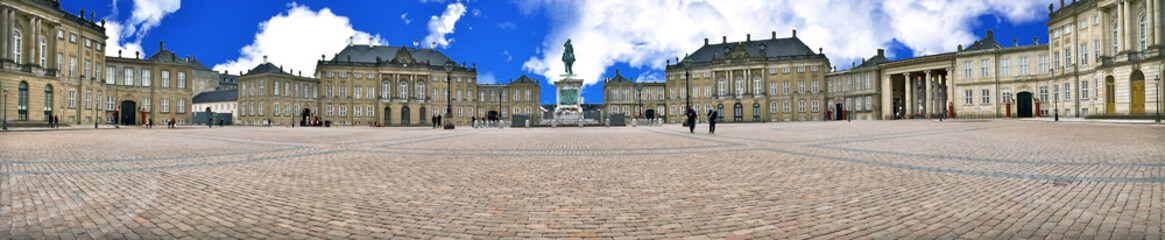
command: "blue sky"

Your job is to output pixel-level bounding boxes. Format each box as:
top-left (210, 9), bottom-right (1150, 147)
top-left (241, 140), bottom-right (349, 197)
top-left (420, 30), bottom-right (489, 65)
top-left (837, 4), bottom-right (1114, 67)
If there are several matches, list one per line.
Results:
top-left (61, 0), bottom-right (1052, 105)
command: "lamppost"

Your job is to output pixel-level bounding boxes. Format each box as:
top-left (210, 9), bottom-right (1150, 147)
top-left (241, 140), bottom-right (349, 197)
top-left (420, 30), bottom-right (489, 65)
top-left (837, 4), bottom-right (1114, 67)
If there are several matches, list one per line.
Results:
top-left (3, 86), bottom-right (7, 130)
top-left (443, 61), bottom-right (454, 129)
top-left (497, 85), bottom-right (503, 126)
top-left (681, 54), bottom-right (692, 122)
top-left (636, 82), bottom-right (643, 118)
top-left (1052, 68), bottom-right (1059, 122)
top-left (1156, 75), bottom-right (1161, 123)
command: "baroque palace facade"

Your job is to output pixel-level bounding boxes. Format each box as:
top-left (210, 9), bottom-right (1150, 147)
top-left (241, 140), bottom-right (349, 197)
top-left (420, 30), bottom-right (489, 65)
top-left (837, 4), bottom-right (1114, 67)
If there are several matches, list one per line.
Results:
top-left (237, 42), bottom-right (542, 127)
top-left (662, 31), bottom-right (831, 123)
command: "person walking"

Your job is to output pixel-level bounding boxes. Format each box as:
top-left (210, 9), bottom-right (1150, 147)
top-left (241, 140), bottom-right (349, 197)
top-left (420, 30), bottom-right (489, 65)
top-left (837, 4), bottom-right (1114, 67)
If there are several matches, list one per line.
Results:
top-left (686, 107), bottom-right (697, 134)
top-left (437, 115), bottom-right (443, 128)
top-left (707, 110), bottom-right (718, 134)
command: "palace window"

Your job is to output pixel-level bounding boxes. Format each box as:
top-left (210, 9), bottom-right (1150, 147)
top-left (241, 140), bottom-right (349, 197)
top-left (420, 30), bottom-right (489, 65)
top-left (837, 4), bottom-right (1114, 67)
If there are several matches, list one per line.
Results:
top-left (1081, 44), bottom-right (1088, 65)
top-left (1001, 58), bottom-right (1010, 76)
top-left (980, 59), bottom-right (989, 77)
top-left (798, 100), bottom-right (806, 113)
top-left (1019, 57), bottom-right (1029, 75)
top-left (965, 90), bottom-right (973, 105)
top-left (12, 29), bottom-right (21, 63)
top-left (355, 87), bottom-right (362, 99)
top-left (982, 89), bottom-right (991, 104)
top-left (161, 71), bottom-right (171, 88)
top-left (1113, 22), bottom-right (1120, 53)
top-left (68, 90), bottom-right (76, 108)
top-left (1039, 86), bottom-right (1049, 102)
top-left (798, 80), bottom-right (805, 93)
top-left (770, 102), bottom-right (778, 113)
top-left (812, 80), bottom-right (820, 93)
top-left (106, 66), bottom-right (115, 84)
top-left (177, 99), bottom-right (185, 113)
top-left (964, 61), bottom-right (972, 78)
top-left (865, 97), bottom-right (872, 111)
top-left (401, 82), bottom-right (409, 99)
top-left (161, 98), bottom-right (169, 113)
top-left (1038, 55), bottom-right (1048, 73)
top-left (782, 81), bottom-right (790, 94)
top-left (718, 79), bottom-right (727, 97)
top-left (735, 78), bottom-right (744, 98)
top-left (417, 82), bottom-right (426, 99)
top-left (1140, 14), bottom-right (1148, 52)
top-left (812, 100), bottom-right (820, 112)
top-left (38, 37), bottom-right (45, 66)
top-left (1064, 83), bottom-right (1071, 100)
top-left (783, 101), bottom-right (791, 113)
top-left (752, 77), bottom-right (762, 95)
top-left (1081, 80), bottom-right (1089, 99)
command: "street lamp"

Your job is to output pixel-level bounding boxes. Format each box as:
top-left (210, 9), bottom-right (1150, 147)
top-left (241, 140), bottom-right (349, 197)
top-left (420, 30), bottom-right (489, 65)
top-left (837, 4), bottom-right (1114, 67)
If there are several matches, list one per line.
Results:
top-left (636, 82), bottom-right (643, 118)
top-left (3, 86), bottom-right (7, 130)
top-left (1052, 68), bottom-right (1059, 122)
top-left (1156, 75), bottom-right (1161, 123)
top-left (681, 54), bottom-right (692, 123)
top-left (443, 61), bottom-right (454, 129)
top-left (497, 85), bottom-right (503, 127)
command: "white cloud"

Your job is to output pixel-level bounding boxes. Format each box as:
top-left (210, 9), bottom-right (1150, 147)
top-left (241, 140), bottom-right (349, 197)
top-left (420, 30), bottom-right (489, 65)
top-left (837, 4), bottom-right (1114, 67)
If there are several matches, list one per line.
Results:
top-left (401, 13), bottom-right (412, 25)
top-left (501, 50), bottom-right (513, 62)
top-left (477, 72), bottom-right (499, 84)
top-left (213, 3), bottom-right (386, 76)
top-left (104, 0), bottom-right (181, 56)
top-left (519, 0), bottom-right (1047, 86)
top-left (424, 3), bottom-right (467, 49)
top-left (635, 71), bottom-right (663, 83)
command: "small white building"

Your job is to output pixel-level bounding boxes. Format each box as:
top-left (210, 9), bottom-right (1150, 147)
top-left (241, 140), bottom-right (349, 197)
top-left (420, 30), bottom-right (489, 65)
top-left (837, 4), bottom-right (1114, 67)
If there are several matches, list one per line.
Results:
top-left (192, 89), bottom-right (238, 123)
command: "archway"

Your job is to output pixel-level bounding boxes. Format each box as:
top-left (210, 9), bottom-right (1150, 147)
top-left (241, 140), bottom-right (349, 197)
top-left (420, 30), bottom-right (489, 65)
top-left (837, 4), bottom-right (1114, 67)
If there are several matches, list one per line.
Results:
top-left (1131, 71), bottom-right (1146, 113)
top-left (1106, 76), bottom-right (1116, 114)
top-left (301, 108), bottom-right (311, 126)
top-left (644, 109), bottom-right (656, 120)
top-left (401, 107), bottom-right (411, 125)
top-left (1017, 92), bottom-right (1033, 118)
top-left (120, 100), bottom-right (137, 125)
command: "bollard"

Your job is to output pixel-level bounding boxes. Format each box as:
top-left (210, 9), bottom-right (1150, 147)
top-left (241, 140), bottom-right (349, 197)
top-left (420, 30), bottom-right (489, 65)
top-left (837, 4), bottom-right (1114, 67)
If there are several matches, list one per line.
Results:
top-left (605, 118), bottom-right (610, 128)
top-left (579, 120), bottom-right (583, 128)
top-left (632, 119), bottom-right (636, 127)
top-left (552, 120), bottom-right (557, 128)
top-left (525, 119), bottom-right (530, 128)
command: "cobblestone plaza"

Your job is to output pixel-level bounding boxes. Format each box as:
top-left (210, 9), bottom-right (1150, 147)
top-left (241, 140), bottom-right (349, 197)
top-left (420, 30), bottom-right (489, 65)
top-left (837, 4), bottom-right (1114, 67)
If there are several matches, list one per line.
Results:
top-left (2, 121), bottom-right (1164, 239)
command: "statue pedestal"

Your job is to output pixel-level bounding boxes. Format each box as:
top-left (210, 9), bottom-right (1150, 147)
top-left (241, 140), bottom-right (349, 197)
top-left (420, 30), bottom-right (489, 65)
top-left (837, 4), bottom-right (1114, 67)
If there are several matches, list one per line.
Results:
top-left (555, 77), bottom-right (584, 123)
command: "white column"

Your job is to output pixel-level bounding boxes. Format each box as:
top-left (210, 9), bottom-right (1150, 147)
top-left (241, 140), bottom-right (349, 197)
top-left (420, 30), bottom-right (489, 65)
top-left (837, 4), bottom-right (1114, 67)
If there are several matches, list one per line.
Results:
top-left (924, 70), bottom-right (933, 118)
top-left (1151, 0), bottom-right (1157, 46)
top-left (904, 73), bottom-right (913, 117)
top-left (946, 68), bottom-right (955, 117)
top-left (1125, 2), bottom-right (1133, 52)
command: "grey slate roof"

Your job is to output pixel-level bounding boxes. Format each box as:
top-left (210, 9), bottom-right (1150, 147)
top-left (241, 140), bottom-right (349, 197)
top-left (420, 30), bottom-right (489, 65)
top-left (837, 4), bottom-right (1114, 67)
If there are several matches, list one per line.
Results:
top-left (147, 49), bottom-right (183, 62)
top-left (192, 89), bottom-right (237, 103)
top-left (606, 70), bottom-right (633, 83)
top-left (333, 45), bottom-right (454, 66)
top-left (244, 63), bottom-right (289, 76)
top-left (191, 59), bottom-right (213, 71)
top-left (855, 50), bottom-right (892, 69)
top-left (512, 74), bottom-right (537, 84)
top-left (963, 30), bottom-right (1003, 51)
top-left (689, 37), bottom-right (816, 62)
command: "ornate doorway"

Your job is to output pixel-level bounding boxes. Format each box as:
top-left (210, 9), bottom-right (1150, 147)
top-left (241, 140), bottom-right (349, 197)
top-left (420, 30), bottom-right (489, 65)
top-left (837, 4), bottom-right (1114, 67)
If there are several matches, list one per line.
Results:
top-left (1017, 92), bottom-right (1033, 118)
top-left (119, 100), bottom-right (136, 125)
top-left (1131, 71), bottom-right (1146, 113)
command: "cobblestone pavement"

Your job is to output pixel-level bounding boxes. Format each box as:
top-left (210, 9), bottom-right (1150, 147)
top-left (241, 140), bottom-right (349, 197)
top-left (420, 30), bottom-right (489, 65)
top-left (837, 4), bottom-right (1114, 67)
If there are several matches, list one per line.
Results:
top-left (2, 120), bottom-right (1164, 239)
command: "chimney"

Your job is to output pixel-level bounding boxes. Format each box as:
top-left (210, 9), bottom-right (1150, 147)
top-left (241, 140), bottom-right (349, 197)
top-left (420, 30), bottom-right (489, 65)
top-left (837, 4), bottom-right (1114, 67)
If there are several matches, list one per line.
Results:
top-left (263, 55), bottom-right (268, 63)
top-left (722, 36), bottom-right (727, 44)
top-left (349, 36), bottom-right (354, 46)
top-left (1013, 39), bottom-right (1018, 47)
top-left (159, 41), bottom-right (164, 51)
top-left (792, 29), bottom-right (797, 38)
top-left (135, 51), bottom-right (140, 59)
top-left (746, 34), bottom-right (751, 42)
top-left (877, 48), bottom-right (885, 57)
top-left (819, 47), bottom-right (823, 54)
top-left (704, 38), bottom-right (709, 46)
top-left (772, 31), bottom-right (776, 39)
top-left (957, 44), bottom-right (963, 51)
top-left (79, 8), bottom-right (84, 18)
top-left (852, 62), bottom-right (855, 68)
top-left (616, 69), bottom-right (620, 76)
top-left (1034, 36), bottom-right (1039, 45)
top-left (369, 37), bottom-right (374, 47)
top-left (414, 40), bottom-right (420, 49)
top-left (118, 49), bottom-right (122, 58)
top-left (986, 30), bottom-right (994, 39)
top-left (193, 55), bottom-right (197, 62)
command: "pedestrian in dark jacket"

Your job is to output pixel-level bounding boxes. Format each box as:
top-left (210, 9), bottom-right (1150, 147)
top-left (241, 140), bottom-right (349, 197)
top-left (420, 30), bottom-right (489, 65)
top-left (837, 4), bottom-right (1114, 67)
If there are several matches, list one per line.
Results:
top-left (686, 107), bottom-right (697, 133)
top-left (707, 110), bottom-right (718, 134)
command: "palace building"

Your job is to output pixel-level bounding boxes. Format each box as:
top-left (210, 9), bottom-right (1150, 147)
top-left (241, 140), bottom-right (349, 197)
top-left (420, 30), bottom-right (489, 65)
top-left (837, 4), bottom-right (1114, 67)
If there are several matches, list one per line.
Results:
top-left (663, 30), bottom-right (831, 123)
top-left (236, 59), bottom-right (318, 126)
top-left (826, 49), bottom-right (890, 121)
top-left (102, 42), bottom-right (196, 126)
top-left (1, 0), bottom-right (108, 126)
top-left (602, 69), bottom-right (665, 120)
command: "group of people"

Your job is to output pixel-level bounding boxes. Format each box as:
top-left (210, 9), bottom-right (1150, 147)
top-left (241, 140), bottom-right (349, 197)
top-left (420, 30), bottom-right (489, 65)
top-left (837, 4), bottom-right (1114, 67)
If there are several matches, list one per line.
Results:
top-left (431, 115), bottom-right (444, 128)
top-left (46, 115), bottom-right (59, 128)
top-left (685, 107), bottom-right (718, 134)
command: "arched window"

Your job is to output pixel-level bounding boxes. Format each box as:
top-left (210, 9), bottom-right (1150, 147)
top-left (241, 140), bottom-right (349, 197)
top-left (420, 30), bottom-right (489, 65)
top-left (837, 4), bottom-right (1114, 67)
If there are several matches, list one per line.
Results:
top-left (417, 82), bottom-right (425, 99)
top-left (39, 36), bottom-right (46, 67)
top-left (12, 29), bottom-right (22, 63)
top-left (44, 84), bottom-right (53, 114)
top-left (399, 81), bottom-right (408, 99)
top-left (1113, 22), bottom-right (1120, 54)
top-left (1140, 14), bottom-right (1148, 52)
top-left (18, 81), bottom-right (29, 120)
top-left (382, 81), bottom-right (391, 99)
top-left (718, 79), bottom-right (726, 97)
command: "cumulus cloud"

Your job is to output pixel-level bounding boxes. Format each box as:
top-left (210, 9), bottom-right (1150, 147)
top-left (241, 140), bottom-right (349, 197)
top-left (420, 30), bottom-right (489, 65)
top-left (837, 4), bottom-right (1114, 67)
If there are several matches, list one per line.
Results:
top-left (401, 13), bottom-right (412, 25)
top-left (477, 72), bottom-right (499, 84)
top-left (424, 3), bottom-right (467, 49)
top-left (104, 0), bottom-right (181, 56)
top-left (519, 0), bottom-right (1047, 86)
top-left (501, 50), bottom-right (513, 62)
top-left (213, 3), bottom-right (386, 76)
